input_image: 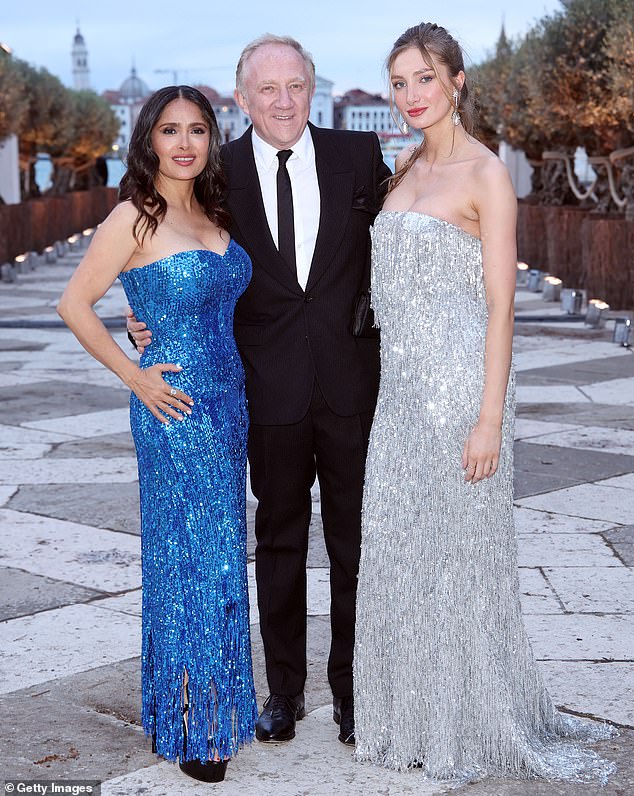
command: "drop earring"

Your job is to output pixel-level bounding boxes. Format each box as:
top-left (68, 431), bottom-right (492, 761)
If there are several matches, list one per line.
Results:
top-left (400, 118), bottom-right (409, 135)
top-left (451, 88), bottom-right (461, 126)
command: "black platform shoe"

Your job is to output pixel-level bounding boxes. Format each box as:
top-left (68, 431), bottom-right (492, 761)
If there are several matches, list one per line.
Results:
top-left (178, 686), bottom-right (229, 782)
top-left (179, 758), bottom-right (228, 783)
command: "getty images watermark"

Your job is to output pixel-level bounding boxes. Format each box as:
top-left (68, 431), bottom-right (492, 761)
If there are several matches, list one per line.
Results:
top-left (4, 783), bottom-right (100, 795)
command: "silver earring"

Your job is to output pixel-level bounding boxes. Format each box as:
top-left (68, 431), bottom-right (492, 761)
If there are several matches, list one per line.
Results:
top-left (400, 119), bottom-right (409, 135)
top-left (452, 89), bottom-right (461, 126)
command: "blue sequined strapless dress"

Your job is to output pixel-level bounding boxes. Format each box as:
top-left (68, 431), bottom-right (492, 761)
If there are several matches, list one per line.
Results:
top-left (119, 242), bottom-right (257, 762)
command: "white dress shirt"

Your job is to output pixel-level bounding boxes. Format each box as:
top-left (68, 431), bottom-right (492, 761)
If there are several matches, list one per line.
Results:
top-left (251, 126), bottom-right (321, 291)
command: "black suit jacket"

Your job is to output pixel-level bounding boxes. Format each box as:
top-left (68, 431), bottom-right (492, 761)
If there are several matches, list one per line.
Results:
top-left (222, 122), bottom-right (391, 426)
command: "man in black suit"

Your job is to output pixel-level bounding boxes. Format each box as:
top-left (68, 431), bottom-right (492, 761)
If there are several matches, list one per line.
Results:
top-left (228, 34), bottom-right (389, 746)
top-left (131, 34), bottom-right (390, 746)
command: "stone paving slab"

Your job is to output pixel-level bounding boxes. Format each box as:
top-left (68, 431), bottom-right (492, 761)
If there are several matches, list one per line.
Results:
top-left (7, 483), bottom-right (141, 534)
top-left (517, 532), bottom-right (621, 568)
top-left (517, 354), bottom-right (634, 386)
top-left (515, 419), bottom-right (582, 440)
top-left (544, 567), bottom-right (634, 613)
top-left (0, 456), bottom-right (138, 484)
top-left (0, 566), bottom-right (102, 621)
top-left (540, 662), bottom-right (634, 728)
top-left (0, 441), bottom-right (53, 459)
top-left (582, 377), bottom-right (634, 406)
top-left (522, 425), bottom-right (634, 456)
top-left (0, 422), bottom-right (77, 444)
top-left (0, 380), bottom-right (129, 423)
top-left (512, 337), bottom-right (631, 372)
top-left (516, 401), bottom-right (634, 431)
top-left (518, 568), bottom-right (562, 614)
top-left (0, 372), bottom-right (52, 388)
top-left (0, 484), bottom-right (17, 505)
top-left (602, 525), bottom-right (634, 566)
top-left (0, 508), bottom-right (141, 590)
top-left (524, 614), bottom-right (634, 661)
top-left (47, 431), bottom-right (136, 459)
top-left (514, 506), bottom-right (617, 535)
top-left (0, 658), bottom-right (151, 782)
top-left (514, 442), bottom-right (634, 498)
top-left (519, 483), bottom-right (634, 525)
top-left (0, 336), bottom-right (47, 352)
top-left (0, 603), bottom-right (141, 694)
top-left (22, 406), bottom-right (132, 437)
top-left (517, 385), bottom-right (592, 404)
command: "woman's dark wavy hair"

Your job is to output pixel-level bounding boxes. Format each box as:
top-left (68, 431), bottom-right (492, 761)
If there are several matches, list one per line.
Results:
top-left (119, 85), bottom-right (230, 244)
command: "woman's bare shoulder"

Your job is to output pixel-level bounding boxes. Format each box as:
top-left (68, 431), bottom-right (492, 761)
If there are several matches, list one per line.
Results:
top-left (395, 143), bottom-right (420, 172)
top-left (105, 200), bottom-right (139, 226)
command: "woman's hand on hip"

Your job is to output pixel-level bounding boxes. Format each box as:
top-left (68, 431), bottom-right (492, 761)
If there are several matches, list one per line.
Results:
top-left (126, 363), bottom-right (194, 424)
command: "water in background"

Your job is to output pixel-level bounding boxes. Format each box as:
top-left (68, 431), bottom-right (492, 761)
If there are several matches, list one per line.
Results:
top-left (34, 155), bottom-right (126, 192)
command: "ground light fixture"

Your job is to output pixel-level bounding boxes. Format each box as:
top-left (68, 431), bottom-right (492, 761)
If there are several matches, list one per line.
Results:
top-left (612, 318), bottom-right (631, 347)
top-left (528, 269), bottom-right (544, 292)
top-left (585, 299), bottom-right (610, 328)
top-left (542, 276), bottom-right (562, 302)
top-left (561, 288), bottom-right (584, 315)
top-left (516, 262), bottom-right (529, 286)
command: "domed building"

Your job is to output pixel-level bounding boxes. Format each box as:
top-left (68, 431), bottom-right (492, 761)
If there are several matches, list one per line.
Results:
top-left (103, 66), bottom-right (152, 153)
top-left (118, 67), bottom-right (151, 105)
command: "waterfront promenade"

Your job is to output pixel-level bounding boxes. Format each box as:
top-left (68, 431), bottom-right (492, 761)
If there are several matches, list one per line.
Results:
top-left (1, 244), bottom-right (633, 795)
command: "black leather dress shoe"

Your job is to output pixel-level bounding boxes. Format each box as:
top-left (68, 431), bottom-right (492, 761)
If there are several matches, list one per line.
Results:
top-left (333, 695), bottom-right (355, 745)
top-left (255, 693), bottom-right (306, 742)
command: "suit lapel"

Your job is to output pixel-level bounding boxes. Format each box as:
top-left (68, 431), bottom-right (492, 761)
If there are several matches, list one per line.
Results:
top-left (225, 128), bottom-right (303, 294)
top-left (306, 123), bottom-right (355, 292)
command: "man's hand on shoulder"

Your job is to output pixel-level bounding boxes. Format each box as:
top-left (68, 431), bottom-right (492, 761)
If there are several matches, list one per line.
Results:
top-left (126, 307), bottom-right (152, 355)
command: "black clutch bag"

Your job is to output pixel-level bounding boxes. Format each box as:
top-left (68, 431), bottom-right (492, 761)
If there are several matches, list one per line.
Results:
top-left (351, 290), bottom-right (380, 338)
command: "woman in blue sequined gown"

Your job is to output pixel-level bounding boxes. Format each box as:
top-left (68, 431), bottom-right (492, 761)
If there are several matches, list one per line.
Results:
top-left (353, 23), bottom-right (615, 785)
top-left (58, 86), bottom-right (257, 783)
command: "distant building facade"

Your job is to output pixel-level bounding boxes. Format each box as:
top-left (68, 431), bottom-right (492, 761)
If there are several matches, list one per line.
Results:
top-left (310, 75), bottom-right (334, 128)
top-left (103, 68), bottom-right (152, 153)
top-left (194, 86), bottom-right (251, 143)
top-left (334, 89), bottom-right (393, 133)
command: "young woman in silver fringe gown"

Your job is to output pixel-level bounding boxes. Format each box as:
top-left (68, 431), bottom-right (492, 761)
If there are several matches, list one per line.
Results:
top-left (58, 86), bottom-right (257, 783)
top-left (353, 22), bottom-right (616, 785)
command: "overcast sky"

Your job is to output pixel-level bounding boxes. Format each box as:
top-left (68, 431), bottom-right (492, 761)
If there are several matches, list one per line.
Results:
top-left (3, 0), bottom-right (562, 97)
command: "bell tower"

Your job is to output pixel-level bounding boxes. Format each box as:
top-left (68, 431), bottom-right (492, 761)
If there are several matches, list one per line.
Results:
top-left (72, 26), bottom-right (90, 90)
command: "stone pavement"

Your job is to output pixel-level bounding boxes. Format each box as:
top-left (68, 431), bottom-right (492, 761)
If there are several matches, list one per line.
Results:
top-left (1, 242), bottom-right (633, 796)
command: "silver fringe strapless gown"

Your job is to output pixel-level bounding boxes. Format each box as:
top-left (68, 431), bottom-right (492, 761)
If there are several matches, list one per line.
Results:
top-left (353, 211), bottom-right (616, 784)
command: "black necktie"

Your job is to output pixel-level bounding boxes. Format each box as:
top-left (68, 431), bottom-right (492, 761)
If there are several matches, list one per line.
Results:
top-left (276, 149), bottom-right (296, 270)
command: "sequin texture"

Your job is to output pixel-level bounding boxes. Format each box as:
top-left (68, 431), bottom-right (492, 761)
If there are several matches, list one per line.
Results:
top-left (353, 211), bottom-right (616, 785)
top-left (119, 243), bottom-right (257, 762)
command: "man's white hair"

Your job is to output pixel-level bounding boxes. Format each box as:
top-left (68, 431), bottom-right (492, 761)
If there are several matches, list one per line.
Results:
top-left (235, 33), bottom-right (316, 95)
